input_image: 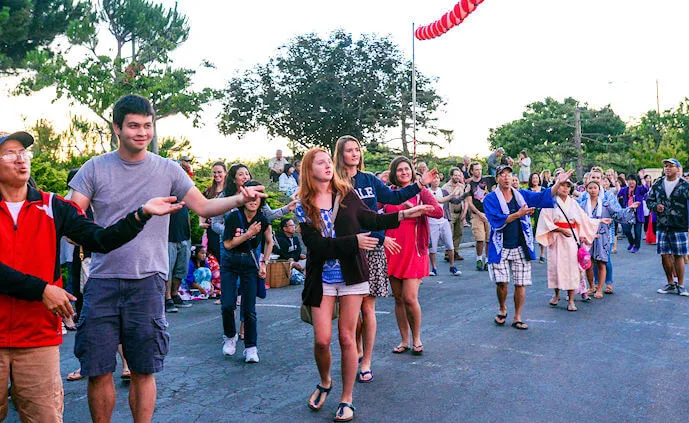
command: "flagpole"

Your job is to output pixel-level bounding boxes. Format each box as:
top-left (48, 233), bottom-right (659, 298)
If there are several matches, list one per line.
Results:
top-left (411, 22), bottom-right (417, 168)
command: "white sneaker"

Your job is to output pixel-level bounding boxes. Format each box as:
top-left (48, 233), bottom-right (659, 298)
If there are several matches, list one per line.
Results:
top-left (243, 346), bottom-right (259, 363)
top-left (222, 334), bottom-right (238, 356)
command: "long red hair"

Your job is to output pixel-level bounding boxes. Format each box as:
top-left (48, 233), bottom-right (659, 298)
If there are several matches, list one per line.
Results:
top-left (298, 147), bottom-right (351, 230)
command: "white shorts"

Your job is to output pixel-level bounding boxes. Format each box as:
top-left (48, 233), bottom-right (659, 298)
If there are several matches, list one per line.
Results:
top-left (430, 221), bottom-right (454, 254)
top-left (322, 282), bottom-right (370, 297)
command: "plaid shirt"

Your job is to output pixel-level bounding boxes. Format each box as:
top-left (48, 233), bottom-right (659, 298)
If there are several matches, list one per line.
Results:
top-left (646, 177), bottom-right (689, 232)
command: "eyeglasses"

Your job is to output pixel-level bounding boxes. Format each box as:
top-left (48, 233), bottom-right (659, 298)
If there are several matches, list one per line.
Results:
top-left (0, 150), bottom-right (33, 162)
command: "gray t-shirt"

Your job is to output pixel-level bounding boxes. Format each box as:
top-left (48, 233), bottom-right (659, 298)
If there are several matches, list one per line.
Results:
top-left (69, 151), bottom-right (194, 279)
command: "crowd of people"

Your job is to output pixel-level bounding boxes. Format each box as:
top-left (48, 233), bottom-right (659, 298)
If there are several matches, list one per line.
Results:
top-left (1, 96), bottom-right (688, 422)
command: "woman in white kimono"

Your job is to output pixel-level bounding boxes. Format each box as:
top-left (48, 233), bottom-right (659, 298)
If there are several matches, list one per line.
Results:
top-left (536, 179), bottom-right (604, 311)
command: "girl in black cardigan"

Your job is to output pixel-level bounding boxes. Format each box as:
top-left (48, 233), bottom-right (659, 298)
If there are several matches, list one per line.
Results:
top-left (296, 148), bottom-right (432, 422)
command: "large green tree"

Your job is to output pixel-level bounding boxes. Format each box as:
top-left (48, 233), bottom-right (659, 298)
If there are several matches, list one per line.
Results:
top-left (217, 30), bottom-right (443, 154)
top-left (0, 0), bottom-right (89, 72)
top-left (626, 101), bottom-right (689, 169)
top-left (488, 97), bottom-right (628, 176)
top-left (14, 0), bottom-right (216, 152)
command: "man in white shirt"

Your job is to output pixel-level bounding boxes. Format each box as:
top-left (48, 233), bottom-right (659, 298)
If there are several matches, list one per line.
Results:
top-left (268, 149), bottom-right (289, 182)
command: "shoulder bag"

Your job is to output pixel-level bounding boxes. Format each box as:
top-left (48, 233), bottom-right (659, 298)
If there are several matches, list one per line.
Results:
top-left (556, 202), bottom-right (592, 270)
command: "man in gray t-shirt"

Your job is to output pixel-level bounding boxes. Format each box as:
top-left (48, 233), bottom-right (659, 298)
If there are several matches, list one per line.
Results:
top-left (69, 94), bottom-right (265, 423)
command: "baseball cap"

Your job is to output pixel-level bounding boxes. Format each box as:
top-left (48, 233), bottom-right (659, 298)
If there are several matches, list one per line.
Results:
top-left (662, 158), bottom-right (681, 167)
top-left (0, 131), bottom-right (34, 148)
top-left (180, 155), bottom-right (193, 162)
top-left (496, 164), bottom-right (513, 175)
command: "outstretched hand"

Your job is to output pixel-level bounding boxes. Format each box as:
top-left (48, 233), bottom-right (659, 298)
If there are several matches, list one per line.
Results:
top-left (629, 202), bottom-right (641, 209)
top-left (516, 204), bottom-right (535, 218)
top-left (405, 205), bottom-right (435, 219)
top-left (383, 236), bottom-right (401, 255)
top-left (600, 218), bottom-right (613, 225)
top-left (356, 232), bottom-right (379, 250)
top-left (143, 196), bottom-right (185, 216)
top-left (419, 168), bottom-right (439, 186)
top-left (239, 185), bottom-right (268, 203)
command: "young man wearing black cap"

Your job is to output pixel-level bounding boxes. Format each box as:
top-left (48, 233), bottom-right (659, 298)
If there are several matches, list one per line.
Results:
top-left (0, 130), bottom-right (181, 422)
top-left (68, 94), bottom-right (266, 422)
top-left (483, 164), bottom-right (571, 330)
top-left (647, 158), bottom-right (689, 296)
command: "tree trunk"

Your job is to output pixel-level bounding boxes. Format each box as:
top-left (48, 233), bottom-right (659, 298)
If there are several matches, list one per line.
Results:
top-left (574, 108), bottom-right (583, 180)
top-left (150, 119), bottom-right (159, 154)
top-left (108, 122), bottom-right (118, 151)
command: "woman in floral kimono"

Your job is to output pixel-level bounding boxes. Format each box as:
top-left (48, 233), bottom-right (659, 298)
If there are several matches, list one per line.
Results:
top-left (536, 179), bottom-right (601, 311)
top-left (582, 181), bottom-right (639, 298)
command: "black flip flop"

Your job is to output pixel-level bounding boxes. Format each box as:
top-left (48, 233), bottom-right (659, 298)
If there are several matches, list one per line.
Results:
top-left (494, 314), bottom-right (507, 326)
top-left (412, 345), bottom-right (424, 356)
top-left (334, 402), bottom-right (356, 422)
top-left (511, 321), bottom-right (528, 330)
top-left (308, 384), bottom-right (332, 411)
top-left (392, 345), bottom-right (410, 354)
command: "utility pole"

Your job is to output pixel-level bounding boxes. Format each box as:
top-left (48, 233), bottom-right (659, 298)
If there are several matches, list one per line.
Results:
top-left (574, 107), bottom-right (583, 180)
top-left (656, 79), bottom-right (660, 115)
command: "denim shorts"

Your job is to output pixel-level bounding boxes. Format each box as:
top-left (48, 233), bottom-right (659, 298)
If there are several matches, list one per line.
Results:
top-left (74, 274), bottom-right (169, 377)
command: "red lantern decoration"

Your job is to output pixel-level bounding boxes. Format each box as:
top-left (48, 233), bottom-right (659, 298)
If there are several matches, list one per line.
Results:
top-left (415, 26), bottom-right (423, 40)
top-left (434, 21), bottom-right (446, 35)
top-left (449, 10), bottom-right (463, 25)
top-left (441, 12), bottom-right (455, 30)
top-left (426, 24), bottom-right (437, 38)
top-left (453, 2), bottom-right (468, 20)
top-left (471, 0), bottom-right (485, 4)
top-left (423, 25), bottom-right (433, 39)
top-left (461, 0), bottom-right (477, 15)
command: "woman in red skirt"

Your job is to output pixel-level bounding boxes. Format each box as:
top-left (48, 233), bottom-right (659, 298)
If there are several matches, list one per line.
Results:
top-left (384, 156), bottom-right (443, 356)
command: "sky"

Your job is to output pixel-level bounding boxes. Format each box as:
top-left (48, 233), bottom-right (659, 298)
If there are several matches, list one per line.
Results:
top-left (3, 0), bottom-right (689, 163)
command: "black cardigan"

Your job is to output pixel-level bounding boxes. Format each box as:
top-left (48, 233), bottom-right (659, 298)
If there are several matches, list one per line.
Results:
top-left (300, 190), bottom-right (401, 307)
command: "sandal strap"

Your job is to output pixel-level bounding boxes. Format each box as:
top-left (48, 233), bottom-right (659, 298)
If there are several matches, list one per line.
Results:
top-left (316, 384), bottom-right (332, 393)
top-left (337, 402), bottom-right (356, 414)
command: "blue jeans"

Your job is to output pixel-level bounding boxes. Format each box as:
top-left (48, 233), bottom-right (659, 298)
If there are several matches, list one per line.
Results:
top-left (593, 252), bottom-right (613, 285)
top-left (220, 252), bottom-right (258, 348)
top-left (622, 222), bottom-right (643, 249)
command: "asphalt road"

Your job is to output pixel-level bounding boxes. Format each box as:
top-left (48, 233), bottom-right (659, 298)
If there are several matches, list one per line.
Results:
top-left (7, 240), bottom-right (689, 423)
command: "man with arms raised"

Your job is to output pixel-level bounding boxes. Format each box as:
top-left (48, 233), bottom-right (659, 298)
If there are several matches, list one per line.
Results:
top-left (483, 165), bottom-right (571, 330)
top-left (69, 94), bottom-right (265, 423)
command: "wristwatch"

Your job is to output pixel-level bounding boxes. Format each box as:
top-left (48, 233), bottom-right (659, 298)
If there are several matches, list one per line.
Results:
top-left (136, 205), bottom-right (152, 223)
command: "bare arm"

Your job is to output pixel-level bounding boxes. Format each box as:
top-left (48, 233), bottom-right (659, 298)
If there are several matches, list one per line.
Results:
top-left (184, 186), bottom-right (265, 218)
top-left (70, 191), bottom-right (91, 214)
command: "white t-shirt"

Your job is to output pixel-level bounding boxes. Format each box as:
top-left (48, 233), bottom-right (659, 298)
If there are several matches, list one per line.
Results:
top-left (428, 187), bottom-right (448, 225)
top-left (663, 178), bottom-right (679, 199)
top-left (6, 201), bottom-right (24, 225)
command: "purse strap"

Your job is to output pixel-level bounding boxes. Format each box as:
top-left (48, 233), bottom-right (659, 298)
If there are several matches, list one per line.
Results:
top-left (237, 210), bottom-right (262, 270)
top-left (555, 202), bottom-right (581, 248)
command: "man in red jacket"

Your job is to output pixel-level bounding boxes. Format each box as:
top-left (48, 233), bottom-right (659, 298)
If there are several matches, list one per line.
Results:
top-left (0, 131), bottom-right (182, 422)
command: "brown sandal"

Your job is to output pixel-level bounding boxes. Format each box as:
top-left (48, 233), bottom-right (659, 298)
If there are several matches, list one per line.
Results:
top-left (604, 287), bottom-right (614, 295)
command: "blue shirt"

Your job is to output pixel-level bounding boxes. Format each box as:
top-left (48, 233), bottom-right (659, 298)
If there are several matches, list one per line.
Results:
top-left (295, 203), bottom-right (343, 284)
top-left (351, 171), bottom-right (420, 243)
top-left (502, 197), bottom-right (522, 249)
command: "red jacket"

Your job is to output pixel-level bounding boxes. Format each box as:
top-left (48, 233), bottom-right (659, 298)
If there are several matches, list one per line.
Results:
top-left (0, 186), bottom-right (146, 348)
